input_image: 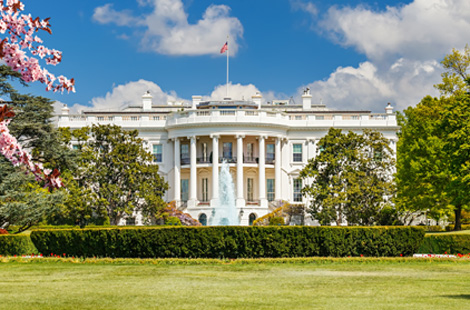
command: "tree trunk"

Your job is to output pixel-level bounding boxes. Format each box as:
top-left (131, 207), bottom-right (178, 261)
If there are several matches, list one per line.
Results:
top-left (454, 204), bottom-right (462, 231)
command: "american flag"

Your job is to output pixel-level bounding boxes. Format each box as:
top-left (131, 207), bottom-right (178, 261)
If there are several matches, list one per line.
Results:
top-left (220, 42), bottom-right (228, 54)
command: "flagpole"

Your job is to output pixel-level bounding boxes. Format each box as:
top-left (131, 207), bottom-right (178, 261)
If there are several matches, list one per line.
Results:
top-left (226, 36), bottom-right (229, 98)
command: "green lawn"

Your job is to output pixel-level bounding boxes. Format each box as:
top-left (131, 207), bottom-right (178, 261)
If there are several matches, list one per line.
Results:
top-left (427, 229), bottom-right (470, 235)
top-left (1, 259), bottom-right (469, 309)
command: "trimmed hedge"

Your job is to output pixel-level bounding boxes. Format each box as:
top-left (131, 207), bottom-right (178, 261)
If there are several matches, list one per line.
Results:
top-left (30, 226), bottom-right (425, 258)
top-left (418, 234), bottom-right (470, 254)
top-left (445, 225), bottom-right (470, 232)
top-left (0, 235), bottom-right (38, 255)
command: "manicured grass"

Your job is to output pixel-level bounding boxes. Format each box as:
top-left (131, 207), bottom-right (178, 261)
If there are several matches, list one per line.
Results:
top-left (427, 229), bottom-right (470, 235)
top-left (0, 259), bottom-right (469, 309)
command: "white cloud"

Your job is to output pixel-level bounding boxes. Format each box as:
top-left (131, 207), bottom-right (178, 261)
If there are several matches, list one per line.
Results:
top-left (300, 59), bottom-right (441, 112)
top-left (93, 0), bottom-right (243, 56)
top-left (320, 0), bottom-right (470, 62)
top-left (63, 80), bottom-right (185, 114)
top-left (93, 4), bottom-right (140, 27)
top-left (204, 83), bottom-right (281, 105)
top-left (290, 0), bottom-right (318, 16)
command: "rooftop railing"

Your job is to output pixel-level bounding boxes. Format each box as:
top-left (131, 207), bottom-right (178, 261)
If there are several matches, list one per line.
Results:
top-left (58, 110), bottom-right (397, 128)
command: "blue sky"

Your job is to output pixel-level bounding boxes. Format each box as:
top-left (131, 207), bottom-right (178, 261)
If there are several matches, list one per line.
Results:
top-left (15, 0), bottom-right (470, 113)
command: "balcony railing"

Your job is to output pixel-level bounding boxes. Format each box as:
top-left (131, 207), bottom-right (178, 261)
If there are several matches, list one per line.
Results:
top-left (197, 157), bottom-right (212, 164)
top-left (219, 157), bottom-right (236, 163)
top-left (59, 110), bottom-right (398, 130)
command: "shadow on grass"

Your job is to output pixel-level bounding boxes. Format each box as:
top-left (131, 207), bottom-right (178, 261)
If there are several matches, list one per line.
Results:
top-left (442, 294), bottom-right (470, 300)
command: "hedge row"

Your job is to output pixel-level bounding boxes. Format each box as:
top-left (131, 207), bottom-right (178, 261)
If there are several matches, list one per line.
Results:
top-left (418, 234), bottom-right (470, 254)
top-left (445, 225), bottom-right (470, 231)
top-left (0, 235), bottom-right (38, 255)
top-left (30, 226), bottom-right (425, 258)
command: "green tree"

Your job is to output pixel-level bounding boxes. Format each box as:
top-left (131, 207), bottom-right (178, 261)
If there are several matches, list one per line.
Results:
top-left (60, 124), bottom-right (168, 225)
top-left (300, 128), bottom-right (395, 226)
top-left (434, 45), bottom-right (470, 96)
top-left (439, 94), bottom-right (470, 230)
top-left (395, 96), bottom-right (451, 225)
top-left (397, 46), bottom-right (470, 230)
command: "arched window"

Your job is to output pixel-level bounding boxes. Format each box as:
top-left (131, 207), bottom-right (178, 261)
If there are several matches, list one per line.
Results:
top-left (199, 213), bottom-right (207, 226)
top-left (249, 213), bottom-right (257, 226)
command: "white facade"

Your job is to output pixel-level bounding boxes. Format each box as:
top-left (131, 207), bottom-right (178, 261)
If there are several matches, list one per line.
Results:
top-left (58, 90), bottom-right (399, 226)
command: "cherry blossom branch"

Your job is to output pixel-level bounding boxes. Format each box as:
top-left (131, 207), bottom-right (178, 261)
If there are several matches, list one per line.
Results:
top-left (0, 0), bottom-right (75, 92)
top-left (1, 106), bottom-right (61, 190)
top-left (0, 0), bottom-right (74, 189)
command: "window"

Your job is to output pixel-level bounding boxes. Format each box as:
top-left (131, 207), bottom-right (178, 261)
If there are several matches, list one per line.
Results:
top-left (198, 213), bottom-right (207, 226)
top-left (130, 116), bottom-right (139, 121)
top-left (223, 142), bottom-right (232, 160)
top-left (246, 143), bottom-right (254, 162)
top-left (97, 116), bottom-right (104, 121)
top-left (266, 144), bottom-right (275, 163)
top-left (293, 144), bottom-right (302, 162)
top-left (293, 179), bottom-right (302, 202)
top-left (126, 217), bottom-right (135, 226)
top-left (153, 144), bottom-right (162, 162)
top-left (201, 143), bottom-right (208, 162)
top-left (72, 144), bottom-right (80, 151)
top-left (374, 150), bottom-right (383, 162)
top-left (316, 115), bottom-right (324, 120)
top-left (247, 178), bottom-right (254, 202)
top-left (202, 178), bottom-right (209, 202)
top-left (181, 144), bottom-right (189, 165)
top-left (181, 179), bottom-right (189, 202)
top-left (267, 179), bottom-right (275, 202)
top-left (249, 213), bottom-right (257, 226)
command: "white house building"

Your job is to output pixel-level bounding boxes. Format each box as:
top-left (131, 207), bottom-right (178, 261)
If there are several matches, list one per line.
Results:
top-left (57, 89), bottom-right (399, 226)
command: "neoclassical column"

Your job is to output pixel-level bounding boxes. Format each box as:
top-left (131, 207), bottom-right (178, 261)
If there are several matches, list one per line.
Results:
top-left (211, 135), bottom-right (219, 206)
top-left (188, 136), bottom-right (197, 207)
top-left (173, 137), bottom-right (181, 203)
top-left (236, 134), bottom-right (245, 208)
top-left (274, 137), bottom-right (282, 201)
top-left (258, 135), bottom-right (267, 208)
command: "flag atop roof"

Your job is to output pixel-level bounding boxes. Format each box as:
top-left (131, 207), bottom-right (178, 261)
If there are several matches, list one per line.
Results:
top-left (220, 42), bottom-right (228, 54)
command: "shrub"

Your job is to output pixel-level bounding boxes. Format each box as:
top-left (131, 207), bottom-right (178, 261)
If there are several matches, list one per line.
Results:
top-left (418, 234), bottom-right (470, 254)
top-left (424, 225), bottom-right (446, 232)
top-left (30, 226), bottom-right (425, 258)
top-left (445, 225), bottom-right (470, 231)
top-left (269, 217), bottom-right (285, 226)
top-left (165, 216), bottom-right (182, 226)
top-left (0, 235), bottom-right (38, 255)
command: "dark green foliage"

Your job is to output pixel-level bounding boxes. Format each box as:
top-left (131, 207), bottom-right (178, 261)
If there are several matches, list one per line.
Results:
top-left (0, 235), bottom-right (38, 255)
top-left (30, 226), bottom-right (425, 258)
top-left (0, 66), bottom-right (73, 231)
top-left (165, 217), bottom-right (182, 226)
top-left (445, 225), bottom-right (470, 231)
top-left (268, 217), bottom-right (285, 226)
top-left (418, 234), bottom-right (470, 254)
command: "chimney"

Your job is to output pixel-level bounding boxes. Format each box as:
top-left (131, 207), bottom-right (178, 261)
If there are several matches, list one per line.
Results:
top-left (302, 88), bottom-right (312, 110)
top-left (142, 91), bottom-right (152, 110)
top-left (61, 104), bottom-right (70, 115)
top-left (192, 95), bottom-right (202, 109)
top-left (252, 92), bottom-right (262, 109)
top-left (385, 102), bottom-right (393, 114)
